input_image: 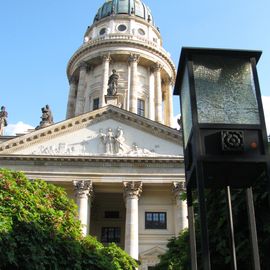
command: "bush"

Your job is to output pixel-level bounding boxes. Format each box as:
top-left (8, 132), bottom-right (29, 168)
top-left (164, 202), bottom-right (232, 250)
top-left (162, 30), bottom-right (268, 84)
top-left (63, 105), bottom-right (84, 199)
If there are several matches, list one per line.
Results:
top-left (0, 169), bottom-right (137, 270)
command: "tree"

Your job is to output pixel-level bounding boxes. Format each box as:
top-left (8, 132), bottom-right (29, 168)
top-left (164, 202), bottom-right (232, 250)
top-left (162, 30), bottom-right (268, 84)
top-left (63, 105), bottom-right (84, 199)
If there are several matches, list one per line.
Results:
top-left (153, 174), bottom-right (270, 270)
top-left (0, 169), bottom-right (137, 270)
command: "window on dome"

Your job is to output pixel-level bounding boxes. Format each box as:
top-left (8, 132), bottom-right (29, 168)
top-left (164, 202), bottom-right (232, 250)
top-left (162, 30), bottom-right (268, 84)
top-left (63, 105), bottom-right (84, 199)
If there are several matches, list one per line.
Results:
top-left (117, 24), bottom-right (127, 32)
top-left (93, 98), bottom-right (99, 110)
top-left (118, 0), bottom-right (128, 14)
top-left (99, 28), bottom-right (106, 35)
top-left (138, 28), bottom-right (145, 36)
top-left (135, 0), bottom-right (145, 18)
top-left (137, 99), bottom-right (145, 117)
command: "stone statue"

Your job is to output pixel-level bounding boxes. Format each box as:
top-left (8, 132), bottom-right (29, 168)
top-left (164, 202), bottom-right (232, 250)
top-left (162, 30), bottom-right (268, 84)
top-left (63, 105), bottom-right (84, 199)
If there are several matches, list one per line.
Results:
top-left (0, 106), bottom-right (8, 136)
top-left (99, 127), bottom-right (128, 154)
top-left (36, 104), bottom-right (54, 129)
top-left (107, 69), bottom-right (119, 96)
top-left (115, 127), bottom-right (125, 153)
top-left (100, 128), bottom-right (115, 154)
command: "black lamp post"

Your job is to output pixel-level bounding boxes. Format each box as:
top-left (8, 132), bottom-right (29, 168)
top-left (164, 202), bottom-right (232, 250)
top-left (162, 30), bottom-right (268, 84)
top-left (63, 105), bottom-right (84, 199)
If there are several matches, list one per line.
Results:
top-left (174, 48), bottom-right (270, 270)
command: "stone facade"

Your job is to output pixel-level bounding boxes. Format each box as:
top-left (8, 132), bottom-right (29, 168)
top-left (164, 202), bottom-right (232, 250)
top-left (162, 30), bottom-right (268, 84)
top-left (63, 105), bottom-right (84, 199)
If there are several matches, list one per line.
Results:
top-left (0, 1), bottom-right (187, 269)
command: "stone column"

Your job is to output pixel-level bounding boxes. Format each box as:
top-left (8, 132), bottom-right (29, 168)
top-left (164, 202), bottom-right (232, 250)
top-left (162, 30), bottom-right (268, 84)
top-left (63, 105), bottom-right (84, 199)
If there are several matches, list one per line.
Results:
top-left (148, 68), bottom-right (155, 121)
top-left (154, 63), bottom-right (163, 123)
top-left (168, 78), bottom-right (174, 127)
top-left (123, 181), bottom-right (142, 260)
top-left (75, 62), bottom-right (88, 116)
top-left (73, 180), bottom-right (93, 236)
top-left (66, 76), bottom-right (78, 119)
top-left (164, 78), bottom-right (174, 127)
top-left (172, 182), bottom-right (188, 236)
top-left (101, 54), bottom-right (111, 107)
top-left (129, 54), bottom-right (140, 114)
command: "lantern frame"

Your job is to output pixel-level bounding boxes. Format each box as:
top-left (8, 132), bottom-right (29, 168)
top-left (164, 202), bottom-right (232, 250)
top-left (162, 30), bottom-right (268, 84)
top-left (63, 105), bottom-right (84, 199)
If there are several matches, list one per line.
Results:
top-left (174, 47), bottom-right (269, 189)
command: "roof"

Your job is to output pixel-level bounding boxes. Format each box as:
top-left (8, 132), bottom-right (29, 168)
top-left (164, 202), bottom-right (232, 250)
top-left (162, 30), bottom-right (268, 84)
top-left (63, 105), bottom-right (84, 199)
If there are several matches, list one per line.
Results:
top-left (0, 105), bottom-right (182, 155)
top-left (93, 0), bottom-right (154, 25)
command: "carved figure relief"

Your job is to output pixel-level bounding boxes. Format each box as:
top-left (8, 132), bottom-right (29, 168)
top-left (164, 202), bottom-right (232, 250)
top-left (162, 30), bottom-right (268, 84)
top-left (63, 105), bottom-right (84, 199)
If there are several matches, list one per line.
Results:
top-left (29, 126), bottom-right (178, 157)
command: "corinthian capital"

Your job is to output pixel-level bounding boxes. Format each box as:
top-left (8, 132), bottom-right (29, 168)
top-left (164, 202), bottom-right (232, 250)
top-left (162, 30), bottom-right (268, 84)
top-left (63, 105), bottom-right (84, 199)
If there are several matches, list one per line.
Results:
top-left (172, 181), bottom-right (186, 198)
top-left (128, 54), bottom-right (140, 63)
top-left (69, 75), bottom-right (79, 84)
top-left (78, 61), bottom-right (89, 70)
top-left (123, 181), bottom-right (142, 200)
top-left (102, 54), bottom-right (111, 62)
top-left (73, 180), bottom-right (93, 199)
top-left (153, 62), bottom-right (163, 72)
top-left (169, 76), bottom-right (175, 86)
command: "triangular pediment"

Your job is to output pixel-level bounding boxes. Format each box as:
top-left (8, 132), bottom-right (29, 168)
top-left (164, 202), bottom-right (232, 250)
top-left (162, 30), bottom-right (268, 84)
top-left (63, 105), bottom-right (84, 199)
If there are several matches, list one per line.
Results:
top-left (0, 106), bottom-right (182, 157)
top-left (140, 246), bottom-right (167, 258)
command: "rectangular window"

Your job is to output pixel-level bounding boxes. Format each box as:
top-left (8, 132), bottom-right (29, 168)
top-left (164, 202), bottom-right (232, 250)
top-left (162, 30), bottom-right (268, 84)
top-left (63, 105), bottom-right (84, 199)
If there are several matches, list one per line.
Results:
top-left (93, 98), bottom-right (99, 110)
top-left (137, 99), bottom-right (145, 116)
top-left (101, 227), bottom-right (121, 243)
top-left (104, 211), bottom-right (120, 219)
top-left (145, 212), bottom-right (167, 229)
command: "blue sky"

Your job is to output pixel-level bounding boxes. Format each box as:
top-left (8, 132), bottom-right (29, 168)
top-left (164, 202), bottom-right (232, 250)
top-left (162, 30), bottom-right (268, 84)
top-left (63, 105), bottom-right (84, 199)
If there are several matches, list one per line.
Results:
top-left (1, 0), bottom-right (269, 134)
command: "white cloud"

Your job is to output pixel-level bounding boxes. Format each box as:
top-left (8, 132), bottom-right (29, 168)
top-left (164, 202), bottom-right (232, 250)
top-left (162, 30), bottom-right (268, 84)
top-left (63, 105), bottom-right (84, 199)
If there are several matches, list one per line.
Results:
top-left (172, 114), bottom-right (181, 130)
top-left (262, 96), bottom-right (270, 135)
top-left (4, 121), bottom-right (34, 136)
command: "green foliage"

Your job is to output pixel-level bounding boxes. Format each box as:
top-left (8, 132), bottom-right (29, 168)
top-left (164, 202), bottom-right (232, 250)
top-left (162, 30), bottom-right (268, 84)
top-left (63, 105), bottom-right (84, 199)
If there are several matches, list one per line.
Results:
top-left (153, 229), bottom-right (189, 270)
top-left (153, 174), bottom-right (270, 270)
top-left (0, 169), bottom-right (137, 270)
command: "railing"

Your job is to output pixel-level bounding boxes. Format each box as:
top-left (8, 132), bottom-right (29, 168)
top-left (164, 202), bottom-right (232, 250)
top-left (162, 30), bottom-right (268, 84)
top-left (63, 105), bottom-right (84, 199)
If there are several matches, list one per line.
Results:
top-left (81, 33), bottom-right (171, 57)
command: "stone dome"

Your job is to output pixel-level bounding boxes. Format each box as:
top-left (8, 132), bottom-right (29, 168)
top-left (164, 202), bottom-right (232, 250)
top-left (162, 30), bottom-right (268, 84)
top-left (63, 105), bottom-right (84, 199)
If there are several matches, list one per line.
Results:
top-left (94, 0), bottom-right (154, 25)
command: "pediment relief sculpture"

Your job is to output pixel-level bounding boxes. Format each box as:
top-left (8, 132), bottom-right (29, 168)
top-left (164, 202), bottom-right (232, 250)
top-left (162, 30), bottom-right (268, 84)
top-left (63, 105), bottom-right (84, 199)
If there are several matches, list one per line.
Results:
top-left (28, 126), bottom-right (179, 157)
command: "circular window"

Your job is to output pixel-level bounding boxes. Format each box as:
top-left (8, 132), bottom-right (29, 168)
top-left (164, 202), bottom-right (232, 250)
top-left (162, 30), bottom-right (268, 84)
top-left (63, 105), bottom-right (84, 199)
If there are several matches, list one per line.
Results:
top-left (138, 28), bottom-right (145, 36)
top-left (117, 24), bottom-right (127, 32)
top-left (99, 28), bottom-right (106, 35)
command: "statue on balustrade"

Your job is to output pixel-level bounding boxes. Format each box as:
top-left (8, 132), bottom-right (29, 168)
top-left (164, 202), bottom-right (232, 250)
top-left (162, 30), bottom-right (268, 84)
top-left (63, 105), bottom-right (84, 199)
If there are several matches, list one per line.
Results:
top-left (0, 106), bottom-right (8, 136)
top-left (36, 104), bottom-right (54, 129)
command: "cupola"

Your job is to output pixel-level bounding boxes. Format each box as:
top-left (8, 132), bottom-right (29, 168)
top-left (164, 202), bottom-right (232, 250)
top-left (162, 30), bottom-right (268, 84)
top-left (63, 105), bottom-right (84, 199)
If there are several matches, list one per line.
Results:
top-left (93, 0), bottom-right (154, 25)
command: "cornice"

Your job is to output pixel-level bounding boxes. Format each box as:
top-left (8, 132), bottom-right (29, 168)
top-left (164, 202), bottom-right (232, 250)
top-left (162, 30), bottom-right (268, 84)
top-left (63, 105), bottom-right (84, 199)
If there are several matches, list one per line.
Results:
top-left (0, 154), bottom-right (184, 167)
top-left (67, 36), bottom-right (176, 79)
top-left (0, 105), bottom-right (182, 154)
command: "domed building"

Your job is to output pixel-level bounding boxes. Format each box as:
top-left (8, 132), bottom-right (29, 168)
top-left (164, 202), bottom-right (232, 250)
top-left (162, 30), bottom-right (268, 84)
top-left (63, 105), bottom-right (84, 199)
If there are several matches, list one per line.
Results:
top-left (66, 0), bottom-right (175, 126)
top-left (0, 1), bottom-right (186, 269)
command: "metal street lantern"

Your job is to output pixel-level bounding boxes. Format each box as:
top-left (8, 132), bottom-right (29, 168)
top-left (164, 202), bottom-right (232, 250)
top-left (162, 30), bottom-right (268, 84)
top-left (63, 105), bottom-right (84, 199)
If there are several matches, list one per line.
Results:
top-left (174, 48), bottom-right (270, 270)
top-left (174, 47), bottom-right (269, 189)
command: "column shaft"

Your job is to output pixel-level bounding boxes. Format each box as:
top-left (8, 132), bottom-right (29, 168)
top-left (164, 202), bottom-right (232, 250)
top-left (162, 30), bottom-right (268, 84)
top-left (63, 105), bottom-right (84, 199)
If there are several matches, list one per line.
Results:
top-left (101, 55), bottom-right (110, 107)
top-left (148, 70), bottom-right (155, 121)
top-left (164, 79), bottom-right (174, 127)
top-left (129, 54), bottom-right (140, 114)
top-left (154, 63), bottom-right (162, 123)
top-left (123, 181), bottom-right (142, 260)
top-left (75, 63), bottom-right (88, 116)
top-left (66, 76), bottom-right (78, 119)
top-left (172, 182), bottom-right (188, 235)
top-left (73, 180), bottom-right (93, 236)
top-left (167, 80), bottom-right (174, 127)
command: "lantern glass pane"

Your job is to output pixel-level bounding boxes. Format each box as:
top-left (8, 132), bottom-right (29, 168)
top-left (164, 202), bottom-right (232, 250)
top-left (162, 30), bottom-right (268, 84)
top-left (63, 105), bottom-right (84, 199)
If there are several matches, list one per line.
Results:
top-left (193, 56), bottom-right (260, 124)
top-left (181, 66), bottom-right (192, 146)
